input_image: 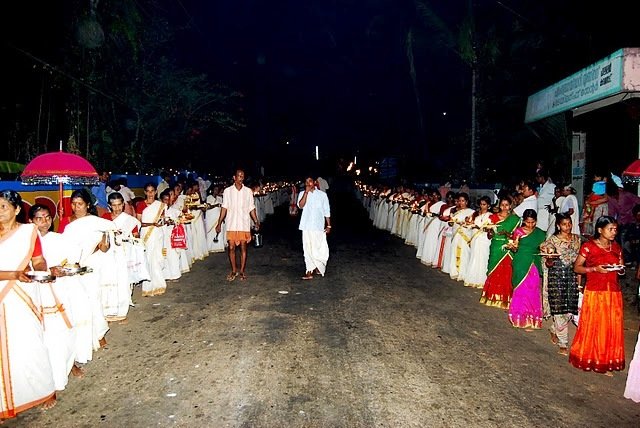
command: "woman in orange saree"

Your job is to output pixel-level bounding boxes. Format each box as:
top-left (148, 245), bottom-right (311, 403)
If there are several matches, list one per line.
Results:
top-left (570, 215), bottom-right (625, 373)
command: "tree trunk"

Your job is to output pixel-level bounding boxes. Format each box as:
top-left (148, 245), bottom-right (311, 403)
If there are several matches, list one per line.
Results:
top-left (468, 0), bottom-right (477, 182)
top-left (406, 28), bottom-right (426, 159)
top-left (36, 74), bottom-right (44, 150)
top-left (86, 94), bottom-right (91, 159)
top-left (45, 93), bottom-right (51, 149)
top-left (470, 64), bottom-right (477, 181)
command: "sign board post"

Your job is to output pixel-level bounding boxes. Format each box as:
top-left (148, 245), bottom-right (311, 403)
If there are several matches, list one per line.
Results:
top-left (571, 132), bottom-right (586, 212)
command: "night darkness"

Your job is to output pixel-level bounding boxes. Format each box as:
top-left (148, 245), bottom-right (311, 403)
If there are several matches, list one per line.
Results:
top-left (3, 1), bottom-right (640, 182)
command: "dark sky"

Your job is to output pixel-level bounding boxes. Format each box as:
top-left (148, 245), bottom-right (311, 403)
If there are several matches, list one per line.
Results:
top-left (164, 0), bottom-right (640, 170)
top-left (3, 1), bottom-right (640, 179)
top-left (169, 0), bottom-right (464, 162)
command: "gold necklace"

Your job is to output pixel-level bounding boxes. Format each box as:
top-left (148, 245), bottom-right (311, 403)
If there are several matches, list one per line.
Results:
top-left (596, 239), bottom-right (612, 252)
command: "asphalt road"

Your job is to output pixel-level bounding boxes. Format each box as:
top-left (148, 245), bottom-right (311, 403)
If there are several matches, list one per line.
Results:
top-left (12, 186), bottom-right (640, 427)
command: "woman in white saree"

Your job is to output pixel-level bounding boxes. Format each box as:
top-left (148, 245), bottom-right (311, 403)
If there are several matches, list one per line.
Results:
top-left (62, 189), bottom-right (112, 352)
top-left (100, 192), bottom-right (140, 321)
top-left (170, 186), bottom-right (192, 273)
top-left (462, 196), bottom-right (493, 287)
top-left (447, 193), bottom-right (475, 279)
top-left (418, 193), bottom-right (447, 264)
top-left (422, 192), bottom-right (455, 266)
top-left (186, 181), bottom-right (208, 261)
top-left (206, 185), bottom-right (226, 253)
top-left (29, 205), bottom-right (80, 391)
top-left (159, 190), bottom-right (182, 280)
top-left (140, 186), bottom-right (167, 297)
top-left (0, 190), bottom-right (56, 418)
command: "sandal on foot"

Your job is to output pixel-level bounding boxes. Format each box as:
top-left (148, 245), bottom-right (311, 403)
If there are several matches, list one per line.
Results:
top-left (549, 331), bottom-right (559, 345)
top-left (239, 272), bottom-right (247, 281)
top-left (302, 273), bottom-right (313, 280)
top-left (227, 272), bottom-right (238, 282)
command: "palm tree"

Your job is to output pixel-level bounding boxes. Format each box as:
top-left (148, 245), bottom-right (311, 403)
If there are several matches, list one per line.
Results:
top-left (414, 0), bottom-right (499, 181)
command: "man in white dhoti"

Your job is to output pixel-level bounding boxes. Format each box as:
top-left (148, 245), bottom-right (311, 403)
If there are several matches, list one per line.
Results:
top-left (216, 169), bottom-right (261, 282)
top-left (297, 176), bottom-right (331, 280)
top-left (535, 170), bottom-right (555, 232)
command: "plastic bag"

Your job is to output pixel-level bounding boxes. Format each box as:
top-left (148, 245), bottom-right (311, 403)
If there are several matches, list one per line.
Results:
top-left (171, 224), bottom-right (187, 249)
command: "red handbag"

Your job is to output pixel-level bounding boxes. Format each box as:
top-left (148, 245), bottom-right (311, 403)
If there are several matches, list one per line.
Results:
top-left (170, 224), bottom-right (187, 249)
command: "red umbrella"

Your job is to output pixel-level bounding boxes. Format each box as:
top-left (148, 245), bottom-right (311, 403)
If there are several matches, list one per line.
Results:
top-left (21, 150), bottom-right (99, 216)
top-left (623, 159), bottom-right (640, 183)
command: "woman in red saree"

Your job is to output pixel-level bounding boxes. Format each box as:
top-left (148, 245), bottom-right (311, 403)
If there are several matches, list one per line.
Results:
top-left (570, 215), bottom-right (625, 373)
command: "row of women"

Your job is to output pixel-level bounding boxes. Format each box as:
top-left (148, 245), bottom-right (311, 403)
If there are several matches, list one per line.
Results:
top-left (0, 181), bottom-right (235, 420)
top-left (359, 184), bottom-right (640, 402)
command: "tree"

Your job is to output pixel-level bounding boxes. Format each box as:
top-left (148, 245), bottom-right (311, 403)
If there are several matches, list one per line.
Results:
top-left (18, 0), bottom-right (245, 171)
top-left (414, 0), bottom-right (500, 182)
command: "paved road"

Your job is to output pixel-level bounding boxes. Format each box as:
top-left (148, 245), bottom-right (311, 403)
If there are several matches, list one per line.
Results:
top-left (12, 187), bottom-right (640, 427)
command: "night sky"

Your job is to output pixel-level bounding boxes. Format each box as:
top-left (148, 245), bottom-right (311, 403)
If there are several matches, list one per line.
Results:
top-left (3, 1), bottom-right (640, 182)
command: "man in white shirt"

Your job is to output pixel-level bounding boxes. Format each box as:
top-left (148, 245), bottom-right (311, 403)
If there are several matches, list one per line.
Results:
top-left (298, 176), bottom-right (331, 280)
top-left (110, 178), bottom-right (137, 216)
top-left (216, 169), bottom-right (260, 281)
top-left (157, 172), bottom-right (171, 195)
top-left (317, 176), bottom-right (330, 193)
top-left (535, 170), bottom-right (556, 232)
top-left (513, 180), bottom-right (538, 219)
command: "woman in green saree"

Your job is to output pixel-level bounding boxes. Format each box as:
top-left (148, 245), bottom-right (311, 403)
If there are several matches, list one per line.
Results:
top-left (508, 209), bottom-right (546, 329)
top-left (480, 196), bottom-right (520, 309)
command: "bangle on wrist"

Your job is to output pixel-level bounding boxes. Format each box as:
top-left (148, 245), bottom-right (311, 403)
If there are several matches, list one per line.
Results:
top-left (326, 225), bottom-right (331, 228)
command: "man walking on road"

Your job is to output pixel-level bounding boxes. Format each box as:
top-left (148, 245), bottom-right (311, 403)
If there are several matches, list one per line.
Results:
top-left (298, 176), bottom-right (331, 280)
top-left (216, 169), bottom-right (260, 282)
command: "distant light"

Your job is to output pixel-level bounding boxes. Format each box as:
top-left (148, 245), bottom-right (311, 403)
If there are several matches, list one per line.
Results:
top-left (442, 112), bottom-right (447, 116)
top-left (369, 166), bottom-right (373, 171)
top-left (315, 146), bottom-right (319, 161)
top-left (355, 169), bottom-right (361, 176)
top-left (354, 155), bottom-right (357, 164)
top-left (286, 141), bottom-right (290, 145)
top-left (347, 162), bottom-right (354, 172)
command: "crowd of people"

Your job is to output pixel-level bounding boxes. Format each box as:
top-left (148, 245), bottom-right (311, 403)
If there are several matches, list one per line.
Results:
top-left (0, 170), bottom-right (291, 420)
top-left (356, 168), bottom-right (640, 402)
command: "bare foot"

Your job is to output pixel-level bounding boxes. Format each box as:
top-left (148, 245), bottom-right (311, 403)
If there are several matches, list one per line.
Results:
top-left (71, 364), bottom-right (85, 378)
top-left (118, 318), bottom-right (129, 325)
top-left (604, 371), bottom-right (614, 377)
top-left (41, 394), bottom-right (57, 411)
top-left (558, 348), bottom-right (569, 356)
top-left (524, 329), bottom-right (535, 332)
top-left (99, 337), bottom-right (107, 348)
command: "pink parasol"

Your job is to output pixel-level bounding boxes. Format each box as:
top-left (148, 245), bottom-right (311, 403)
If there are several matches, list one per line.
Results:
top-left (21, 150), bottom-right (99, 216)
top-left (623, 159), bottom-right (640, 183)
